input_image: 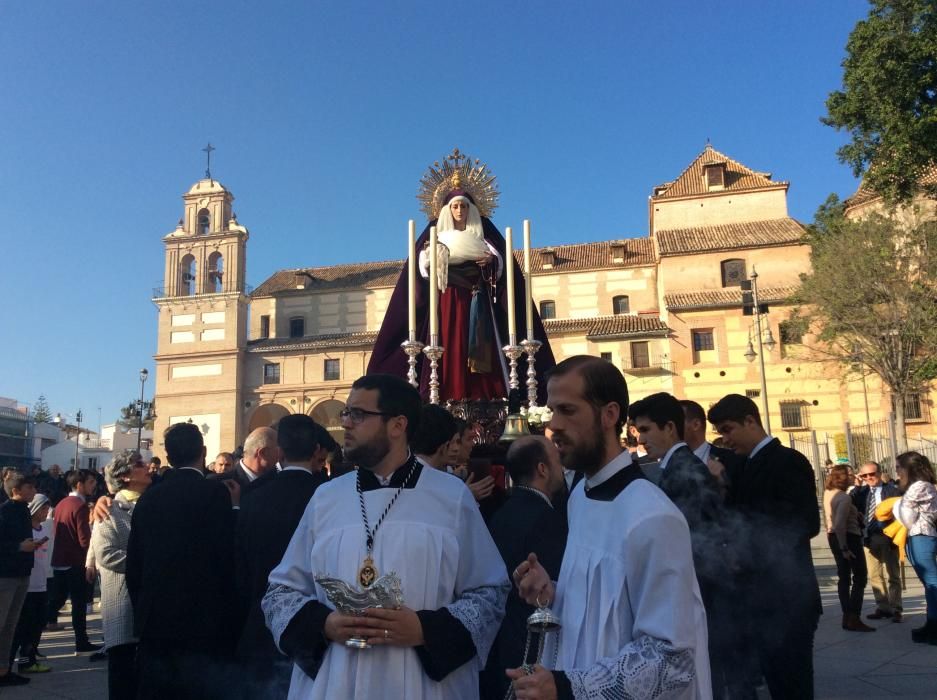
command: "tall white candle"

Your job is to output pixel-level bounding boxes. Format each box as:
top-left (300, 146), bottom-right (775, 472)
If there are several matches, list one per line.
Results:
top-left (428, 225), bottom-right (439, 340)
top-left (505, 226), bottom-right (516, 343)
top-left (524, 220), bottom-right (534, 340)
top-left (407, 220), bottom-right (416, 340)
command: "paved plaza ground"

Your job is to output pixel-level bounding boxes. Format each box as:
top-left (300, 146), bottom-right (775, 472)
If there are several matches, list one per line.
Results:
top-left (5, 573), bottom-right (936, 699)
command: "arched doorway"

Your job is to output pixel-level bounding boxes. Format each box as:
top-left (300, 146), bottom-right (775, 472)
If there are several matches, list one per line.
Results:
top-left (247, 402), bottom-right (290, 433)
top-left (311, 399), bottom-right (345, 443)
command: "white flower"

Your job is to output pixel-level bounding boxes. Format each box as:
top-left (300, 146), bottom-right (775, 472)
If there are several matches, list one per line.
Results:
top-left (527, 406), bottom-right (553, 426)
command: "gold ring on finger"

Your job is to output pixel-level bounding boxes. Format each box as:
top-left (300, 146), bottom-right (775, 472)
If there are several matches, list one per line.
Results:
top-left (384, 629), bottom-right (389, 639)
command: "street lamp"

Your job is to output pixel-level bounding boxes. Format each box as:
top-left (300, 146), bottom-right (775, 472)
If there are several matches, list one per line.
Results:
top-left (75, 409), bottom-right (83, 469)
top-left (742, 268), bottom-right (774, 434)
top-left (137, 368), bottom-right (149, 452)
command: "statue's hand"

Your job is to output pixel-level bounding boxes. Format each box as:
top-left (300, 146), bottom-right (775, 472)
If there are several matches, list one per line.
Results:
top-left (476, 252), bottom-right (494, 267)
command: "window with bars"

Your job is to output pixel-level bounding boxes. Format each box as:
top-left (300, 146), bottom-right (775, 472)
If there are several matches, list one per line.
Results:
top-left (630, 341), bottom-right (650, 369)
top-left (779, 320), bottom-right (804, 345)
top-left (324, 359), bottom-right (340, 381)
top-left (893, 393), bottom-right (928, 422)
top-left (263, 363), bottom-right (281, 385)
top-left (720, 259), bottom-right (747, 287)
top-left (745, 389), bottom-right (761, 399)
top-left (539, 300), bottom-right (556, 320)
top-left (692, 329), bottom-right (715, 352)
top-left (600, 352), bottom-right (613, 363)
top-left (612, 295), bottom-right (630, 315)
top-left (780, 401), bottom-right (807, 429)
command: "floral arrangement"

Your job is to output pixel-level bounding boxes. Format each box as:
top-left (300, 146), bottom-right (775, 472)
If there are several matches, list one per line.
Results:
top-left (526, 406), bottom-right (553, 427)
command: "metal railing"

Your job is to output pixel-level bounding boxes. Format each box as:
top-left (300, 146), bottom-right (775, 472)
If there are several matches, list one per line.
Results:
top-left (152, 283), bottom-right (253, 299)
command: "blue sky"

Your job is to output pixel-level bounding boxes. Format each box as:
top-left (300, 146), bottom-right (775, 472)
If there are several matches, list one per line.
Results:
top-left (0, 1), bottom-right (869, 431)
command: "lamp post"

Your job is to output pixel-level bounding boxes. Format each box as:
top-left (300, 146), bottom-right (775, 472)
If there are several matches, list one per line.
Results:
top-left (137, 368), bottom-right (149, 452)
top-left (75, 409), bottom-right (83, 469)
top-left (743, 269), bottom-right (775, 434)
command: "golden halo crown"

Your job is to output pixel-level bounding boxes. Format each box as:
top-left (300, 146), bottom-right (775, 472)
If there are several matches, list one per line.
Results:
top-left (417, 147), bottom-right (499, 220)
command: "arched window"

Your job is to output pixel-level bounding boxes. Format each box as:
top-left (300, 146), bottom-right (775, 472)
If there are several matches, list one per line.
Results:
top-left (612, 295), bottom-right (630, 315)
top-left (179, 254), bottom-right (196, 296)
top-left (198, 209), bottom-right (211, 235)
top-left (539, 300), bottom-right (556, 320)
top-left (720, 258), bottom-right (747, 287)
top-left (207, 252), bottom-right (224, 293)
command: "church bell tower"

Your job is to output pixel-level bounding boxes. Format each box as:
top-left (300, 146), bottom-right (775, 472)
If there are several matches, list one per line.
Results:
top-left (151, 164), bottom-right (250, 462)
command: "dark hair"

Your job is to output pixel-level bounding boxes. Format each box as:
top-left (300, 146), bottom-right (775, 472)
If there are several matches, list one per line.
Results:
top-left (896, 451), bottom-right (937, 486)
top-left (452, 416), bottom-right (469, 435)
top-left (825, 463), bottom-right (851, 490)
top-left (707, 393), bottom-right (763, 428)
top-left (164, 422), bottom-right (204, 468)
top-left (628, 392), bottom-right (685, 440)
top-left (149, 456), bottom-right (162, 467)
top-left (3, 471), bottom-right (35, 497)
top-left (351, 374), bottom-right (422, 441)
top-left (412, 405), bottom-right (458, 456)
top-left (65, 469), bottom-right (91, 491)
top-left (277, 414), bottom-right (320, 462)
top-left (679, 399), bottom-right (706, 427)
top-left (314, 423), bottom-right (338, 454)
top-left (505, 437), bottom-right (550, 486)
top-left (546, 355), bottom-right (630, 435)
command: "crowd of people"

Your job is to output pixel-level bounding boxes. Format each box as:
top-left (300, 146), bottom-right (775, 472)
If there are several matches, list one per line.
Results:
top-left (0, 355), bottom-right (935, 699)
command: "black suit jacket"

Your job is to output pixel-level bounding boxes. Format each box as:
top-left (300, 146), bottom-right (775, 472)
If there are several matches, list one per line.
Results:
top-left (235, 468), bottom-right (326, 661)
top-left (126, 468), bottom-right (242, 650)
top-left (730, 439), bottom-right (821, 618)
top-left (850, 481), bottom-right (901, 537)
top-left (483, 488), bottom-right (568, 698)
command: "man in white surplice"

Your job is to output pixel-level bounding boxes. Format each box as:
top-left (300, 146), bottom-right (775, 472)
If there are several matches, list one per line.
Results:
top-left (263, 374), bottom-right (509, 700)
top-left (509, 356), bottom-right (711, 700)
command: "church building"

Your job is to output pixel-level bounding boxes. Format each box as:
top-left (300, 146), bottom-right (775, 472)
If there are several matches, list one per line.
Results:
top-left (151, 146), bottom-right (932, 460)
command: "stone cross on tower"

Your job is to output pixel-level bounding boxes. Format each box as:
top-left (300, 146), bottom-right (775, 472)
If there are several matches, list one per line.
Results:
top-left (203, 143), bottom-right (215, 180)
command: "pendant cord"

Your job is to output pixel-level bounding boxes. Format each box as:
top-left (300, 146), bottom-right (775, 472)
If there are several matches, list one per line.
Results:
top-left (356, 455), bottom-right (418, 553)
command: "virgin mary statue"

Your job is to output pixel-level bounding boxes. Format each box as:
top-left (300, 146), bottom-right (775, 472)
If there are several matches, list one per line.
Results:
top-left (367, 149), bottom-right (555, 402)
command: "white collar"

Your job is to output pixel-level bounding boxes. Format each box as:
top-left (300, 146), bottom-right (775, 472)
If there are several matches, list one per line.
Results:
top-left (281, 465), bottom-right (313, 474)
top-left (749, 435), bottom-right (774, 459)
top-left (692, 441), bottom-right (712, 463)
top-left (178, 467), bottom-right (205, 477)
top-left (239, 460), bottom-right (259, 482)
top-left (68, 491), bottom-right (81, 498)
top-left (659, 442), bottom-right (688, 471)
top-left (585, 450), bottom-right (633, 490)
top-left (514, 484), bottom-right (553, 508)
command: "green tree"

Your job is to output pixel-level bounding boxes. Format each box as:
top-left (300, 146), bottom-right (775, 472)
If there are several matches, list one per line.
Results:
top-left (117, 401), bottom-right (155, 431)
top-left (32, 395), bottom-right (52, 423)
top-left (794, 204), bottom-right (937, 449)
top-left (823, 0), bottom-right (937, 204)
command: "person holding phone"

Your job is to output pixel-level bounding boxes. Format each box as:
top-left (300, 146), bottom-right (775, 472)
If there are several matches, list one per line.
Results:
top-left (0, 472), bottom-right (41, 687)
top-left (10, 493), bottom-right (54, 674)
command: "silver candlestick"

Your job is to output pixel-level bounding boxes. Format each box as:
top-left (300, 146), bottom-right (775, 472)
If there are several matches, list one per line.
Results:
top-left (400, 337), bottom-right (425, 388)
top-left (423, 338), bottom-right (444, 405)
top-left (502, 338), bottom-right (524, 391)
top-left (521, 338), bottom-right (542, 407)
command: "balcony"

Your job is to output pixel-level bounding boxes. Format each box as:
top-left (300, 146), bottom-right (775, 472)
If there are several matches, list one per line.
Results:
top-left (620, 354), bottom-right (675, 375)
top-left (152, 283), bottom-right (253, 300)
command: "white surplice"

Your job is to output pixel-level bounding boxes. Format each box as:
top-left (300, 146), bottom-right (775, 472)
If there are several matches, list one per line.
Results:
top-left (549, 452), bottom-right (713, 699)
top-left (264, 465), bottom-right (509, 700)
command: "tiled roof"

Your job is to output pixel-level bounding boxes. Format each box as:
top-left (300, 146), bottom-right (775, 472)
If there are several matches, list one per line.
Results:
top-left (652, 145), bottom-right (787, 200)
top-left (252, 261), bottom-right (402, 297)
top-left (544, 314), bottom-right (669, 338)
top-left (656, 218), bottom-right (805, 256)
top-left (844, 166), bottom-right (937, 209)
top-left (252, 238), bottom-right (656, 297)
top-left (665, 285), bottom-right (799, 311)
top-left (247, 331), bottom-right (378, 353)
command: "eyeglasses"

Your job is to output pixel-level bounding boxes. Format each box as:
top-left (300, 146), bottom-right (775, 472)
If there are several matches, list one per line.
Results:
top-left (339, 407), bottom-right (393, 425)
top-left (858, 473), bottom-right (878, 479)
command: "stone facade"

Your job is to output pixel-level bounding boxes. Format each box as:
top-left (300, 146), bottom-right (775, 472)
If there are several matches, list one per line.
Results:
top-left (150, 147), bottom-right (936, 459)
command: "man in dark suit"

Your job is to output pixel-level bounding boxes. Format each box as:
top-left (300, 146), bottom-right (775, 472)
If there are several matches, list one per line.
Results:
top-left (235, 414), bottom-right (328, 698)
top-left (126, 422), bottom-right (242, 700)
top-left (483, 435), bottom-right (567, 699)
top-left (628, 392), bottom-right (748, 699)
top-left (213, 427), bottom-right (279, 491)
top-left (708, 393), bottom-right (821, 700)
top-left (851, 460), bottom-right (903, 621)
top-left (680, 399), bottom-right (746, 493)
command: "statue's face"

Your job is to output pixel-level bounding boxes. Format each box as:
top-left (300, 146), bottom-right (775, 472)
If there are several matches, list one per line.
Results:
top-left (450, 199), bottom-right (469, 225)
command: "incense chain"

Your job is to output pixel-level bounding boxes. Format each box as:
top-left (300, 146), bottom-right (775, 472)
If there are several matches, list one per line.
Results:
top-left (357, 455), bottom-right (418, 553)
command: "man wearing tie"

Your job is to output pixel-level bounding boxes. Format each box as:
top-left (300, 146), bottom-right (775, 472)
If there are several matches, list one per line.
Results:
top-left (851, 461), bottom-right (903, 622)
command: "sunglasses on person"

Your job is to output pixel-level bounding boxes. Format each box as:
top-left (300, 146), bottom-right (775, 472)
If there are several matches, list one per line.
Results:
top-left (858, 472), bottom-right (878, 479)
